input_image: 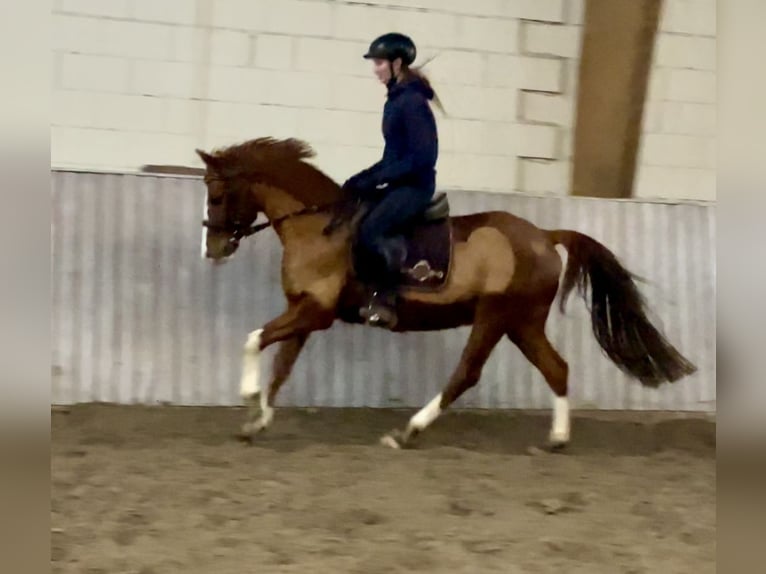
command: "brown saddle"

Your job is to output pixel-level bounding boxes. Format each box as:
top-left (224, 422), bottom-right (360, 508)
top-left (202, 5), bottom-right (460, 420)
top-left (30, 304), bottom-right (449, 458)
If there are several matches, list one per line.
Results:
top-left (349, 192), bottom-right (453, 292)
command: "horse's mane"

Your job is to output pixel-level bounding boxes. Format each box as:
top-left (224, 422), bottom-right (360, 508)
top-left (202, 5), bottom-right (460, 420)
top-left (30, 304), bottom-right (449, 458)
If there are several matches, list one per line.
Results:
top-left (211, 137), bottom-right (316, 169)
top-left (209, 137), bottom-right (346, 204)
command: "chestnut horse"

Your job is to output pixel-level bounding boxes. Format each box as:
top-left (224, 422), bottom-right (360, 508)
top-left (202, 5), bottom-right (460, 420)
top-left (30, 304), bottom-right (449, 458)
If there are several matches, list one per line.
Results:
top-left (195, 137), bottom-right (696, 449)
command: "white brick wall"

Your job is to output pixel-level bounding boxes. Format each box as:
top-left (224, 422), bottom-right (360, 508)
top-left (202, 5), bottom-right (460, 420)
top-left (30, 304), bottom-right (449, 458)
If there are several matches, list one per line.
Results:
top-left (654, 34), bottom-right (715, 70)
top-left (254, 35), bottom-right (293, 70)
top-left (636, 0), bottom-right (716, 201)
top-left (51, 0), bottom-right (579, 193)
top-left (59, 0), bottom-right (130, 19)
top-left (660, 0), bottom-right (716, 36)
top-left (50, 0), bottom-right (714, 200)
top-left (522, 22), bottom-right (580, 58)
top-left (131, 0), bottom-right (197, 26)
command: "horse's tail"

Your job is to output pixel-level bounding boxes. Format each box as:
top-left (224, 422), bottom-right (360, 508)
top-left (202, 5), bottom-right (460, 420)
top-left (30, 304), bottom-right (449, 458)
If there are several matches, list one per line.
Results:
top-left (547, 230), bottom-right (697, 387)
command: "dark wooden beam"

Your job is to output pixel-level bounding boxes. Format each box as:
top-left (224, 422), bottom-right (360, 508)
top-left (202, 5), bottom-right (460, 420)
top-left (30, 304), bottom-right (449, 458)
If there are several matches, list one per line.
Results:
top-left (140, 164), bottom-right (205, 176)
top-left (571, 0), bottom-right (662, 198)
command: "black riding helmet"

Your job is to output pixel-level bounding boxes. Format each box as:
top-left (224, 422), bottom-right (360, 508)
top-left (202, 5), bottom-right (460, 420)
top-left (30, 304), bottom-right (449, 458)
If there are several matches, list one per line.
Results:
top-left (363, 32), bottom-right (416, 66)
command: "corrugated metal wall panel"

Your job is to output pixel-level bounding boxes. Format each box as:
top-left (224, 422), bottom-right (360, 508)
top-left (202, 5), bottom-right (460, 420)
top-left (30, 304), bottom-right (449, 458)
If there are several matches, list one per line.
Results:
top-left (51, 171), bottom-right (716, 411)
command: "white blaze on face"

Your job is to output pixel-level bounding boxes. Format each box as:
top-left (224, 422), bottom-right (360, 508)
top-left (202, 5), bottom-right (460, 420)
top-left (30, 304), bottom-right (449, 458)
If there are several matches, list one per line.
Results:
top-left (200, 190), bottom-right (208, 259)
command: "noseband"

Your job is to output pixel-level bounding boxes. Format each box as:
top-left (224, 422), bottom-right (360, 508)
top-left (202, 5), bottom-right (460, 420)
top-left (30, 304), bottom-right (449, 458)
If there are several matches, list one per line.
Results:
top-left (201, 218), bottom-right (271, 241)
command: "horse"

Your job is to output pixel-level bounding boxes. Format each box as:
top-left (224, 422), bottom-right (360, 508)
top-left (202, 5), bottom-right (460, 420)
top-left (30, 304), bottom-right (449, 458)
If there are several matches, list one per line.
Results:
top-left (195, 136), bottom-right (697, 450)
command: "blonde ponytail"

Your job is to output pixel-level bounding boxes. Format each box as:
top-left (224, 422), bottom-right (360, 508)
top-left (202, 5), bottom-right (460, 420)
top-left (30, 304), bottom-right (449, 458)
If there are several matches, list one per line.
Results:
top-left (405, 58), bottom-right (446, 116)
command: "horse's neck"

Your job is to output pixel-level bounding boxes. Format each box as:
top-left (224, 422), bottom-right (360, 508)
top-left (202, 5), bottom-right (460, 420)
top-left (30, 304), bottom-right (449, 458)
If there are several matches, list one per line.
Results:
top-left (252, 183), bottom-right (343, 252)
top-left (253, 183), bottom-right (305, 224)
top-left (250, 180), bottom-right (352, 294)
top-left (250, 162), bottom-right (343, 220)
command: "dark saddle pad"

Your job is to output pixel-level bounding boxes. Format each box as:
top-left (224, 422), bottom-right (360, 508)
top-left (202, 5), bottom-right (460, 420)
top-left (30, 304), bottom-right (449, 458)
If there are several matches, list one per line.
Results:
top-left (351, 192), bottom-right (453, 291)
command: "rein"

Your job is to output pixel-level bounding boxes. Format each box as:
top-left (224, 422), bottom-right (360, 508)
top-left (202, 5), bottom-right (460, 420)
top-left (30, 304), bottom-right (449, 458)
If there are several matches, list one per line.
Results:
top-left (202, 199), bottom-right (348, 241)
top-left (200, 173), bottom-right (355, 243)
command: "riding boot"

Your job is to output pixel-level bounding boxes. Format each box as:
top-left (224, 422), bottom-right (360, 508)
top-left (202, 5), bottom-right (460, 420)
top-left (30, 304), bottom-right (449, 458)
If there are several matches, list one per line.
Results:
top-left (359, 239), bottom-right (404, 328)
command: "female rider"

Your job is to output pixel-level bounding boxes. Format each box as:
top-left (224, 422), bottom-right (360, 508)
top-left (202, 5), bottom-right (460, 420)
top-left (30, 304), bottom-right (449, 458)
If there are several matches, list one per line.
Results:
top-left (345, 32), bottom-right (442, 328)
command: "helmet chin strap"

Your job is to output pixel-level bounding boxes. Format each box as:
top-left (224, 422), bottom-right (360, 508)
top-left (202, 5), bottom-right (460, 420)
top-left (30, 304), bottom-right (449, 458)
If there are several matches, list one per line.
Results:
top-left (386, 60), bottom-right (397, 88)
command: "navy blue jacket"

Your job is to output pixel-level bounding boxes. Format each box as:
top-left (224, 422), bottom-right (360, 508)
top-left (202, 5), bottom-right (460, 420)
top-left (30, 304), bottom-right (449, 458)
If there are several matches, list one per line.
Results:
top-left (347, 75), bottom-right (438, 194)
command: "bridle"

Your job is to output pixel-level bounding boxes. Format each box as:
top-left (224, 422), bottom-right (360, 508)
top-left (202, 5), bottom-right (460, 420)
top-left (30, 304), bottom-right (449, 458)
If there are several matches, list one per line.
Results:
top-left (200, 175), bottom-right (347, 243)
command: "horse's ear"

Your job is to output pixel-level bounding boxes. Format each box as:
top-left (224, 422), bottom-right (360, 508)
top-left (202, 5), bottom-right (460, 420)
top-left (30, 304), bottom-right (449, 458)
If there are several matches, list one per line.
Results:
top-left (196, 149), bottom-right (219, 169)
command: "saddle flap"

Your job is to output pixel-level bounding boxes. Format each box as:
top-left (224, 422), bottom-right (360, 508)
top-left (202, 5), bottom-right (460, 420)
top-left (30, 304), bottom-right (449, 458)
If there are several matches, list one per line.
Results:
top-left (348, 193), bottom-right (454, 294)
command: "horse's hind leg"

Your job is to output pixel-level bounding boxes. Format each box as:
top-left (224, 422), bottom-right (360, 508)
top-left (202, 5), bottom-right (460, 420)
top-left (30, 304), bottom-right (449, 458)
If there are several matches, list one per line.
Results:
top-left (381, 307), bottom-right (506, 449)
top-left (508, 319), bottom-right (570, 449)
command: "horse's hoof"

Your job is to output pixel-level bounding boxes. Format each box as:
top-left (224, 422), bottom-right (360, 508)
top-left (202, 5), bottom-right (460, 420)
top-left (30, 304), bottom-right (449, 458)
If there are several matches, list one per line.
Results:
top-left (380, 428), bottom-right (410, 449)
top-left (380, 428), bottom-right (418, 450)
top-left (235, 421), bottom-right (268, 444)
top-left (547, 440), bottom-right (568, 453)
top-left (234, 431), bottom-right (255, 445)
top-left (380, 434), bottom-right (401, 449)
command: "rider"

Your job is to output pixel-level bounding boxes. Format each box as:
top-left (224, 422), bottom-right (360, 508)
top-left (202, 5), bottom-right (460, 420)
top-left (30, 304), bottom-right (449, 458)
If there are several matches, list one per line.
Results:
top-left (344, 32), bottom-right (442, 327)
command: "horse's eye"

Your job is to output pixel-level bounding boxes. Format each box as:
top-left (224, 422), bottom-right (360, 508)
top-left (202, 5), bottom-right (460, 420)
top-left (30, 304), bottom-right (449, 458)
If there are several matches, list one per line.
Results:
top-left (209, 196), bottom-right (223, 206)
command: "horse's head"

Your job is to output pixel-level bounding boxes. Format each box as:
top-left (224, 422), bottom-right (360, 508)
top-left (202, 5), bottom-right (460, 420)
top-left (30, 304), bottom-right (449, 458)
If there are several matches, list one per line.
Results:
top-left (195, 137), bottom-right (347, 260)
top-left (196, 148), bottom-right (260, 261)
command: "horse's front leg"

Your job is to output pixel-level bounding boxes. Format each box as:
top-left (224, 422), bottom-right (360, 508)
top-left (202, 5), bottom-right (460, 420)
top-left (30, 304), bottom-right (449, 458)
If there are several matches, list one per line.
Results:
top-left (240, 335), bottom-right (307, 437)
top-left (238, 297), bottom-right (333, 440)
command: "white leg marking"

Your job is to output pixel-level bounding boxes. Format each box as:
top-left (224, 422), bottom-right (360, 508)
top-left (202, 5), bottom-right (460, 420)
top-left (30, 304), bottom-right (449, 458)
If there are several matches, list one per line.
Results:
top-left (240, 329), bottom-right (263, 398)
top-left (550, 396), bottom-right (570, 444)
top-left (409, 393), bottom-right (443, 431)
top-left (259, 386), bottom-right (273, 427)
top-left (200, 193), bottom-right (208, 259)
